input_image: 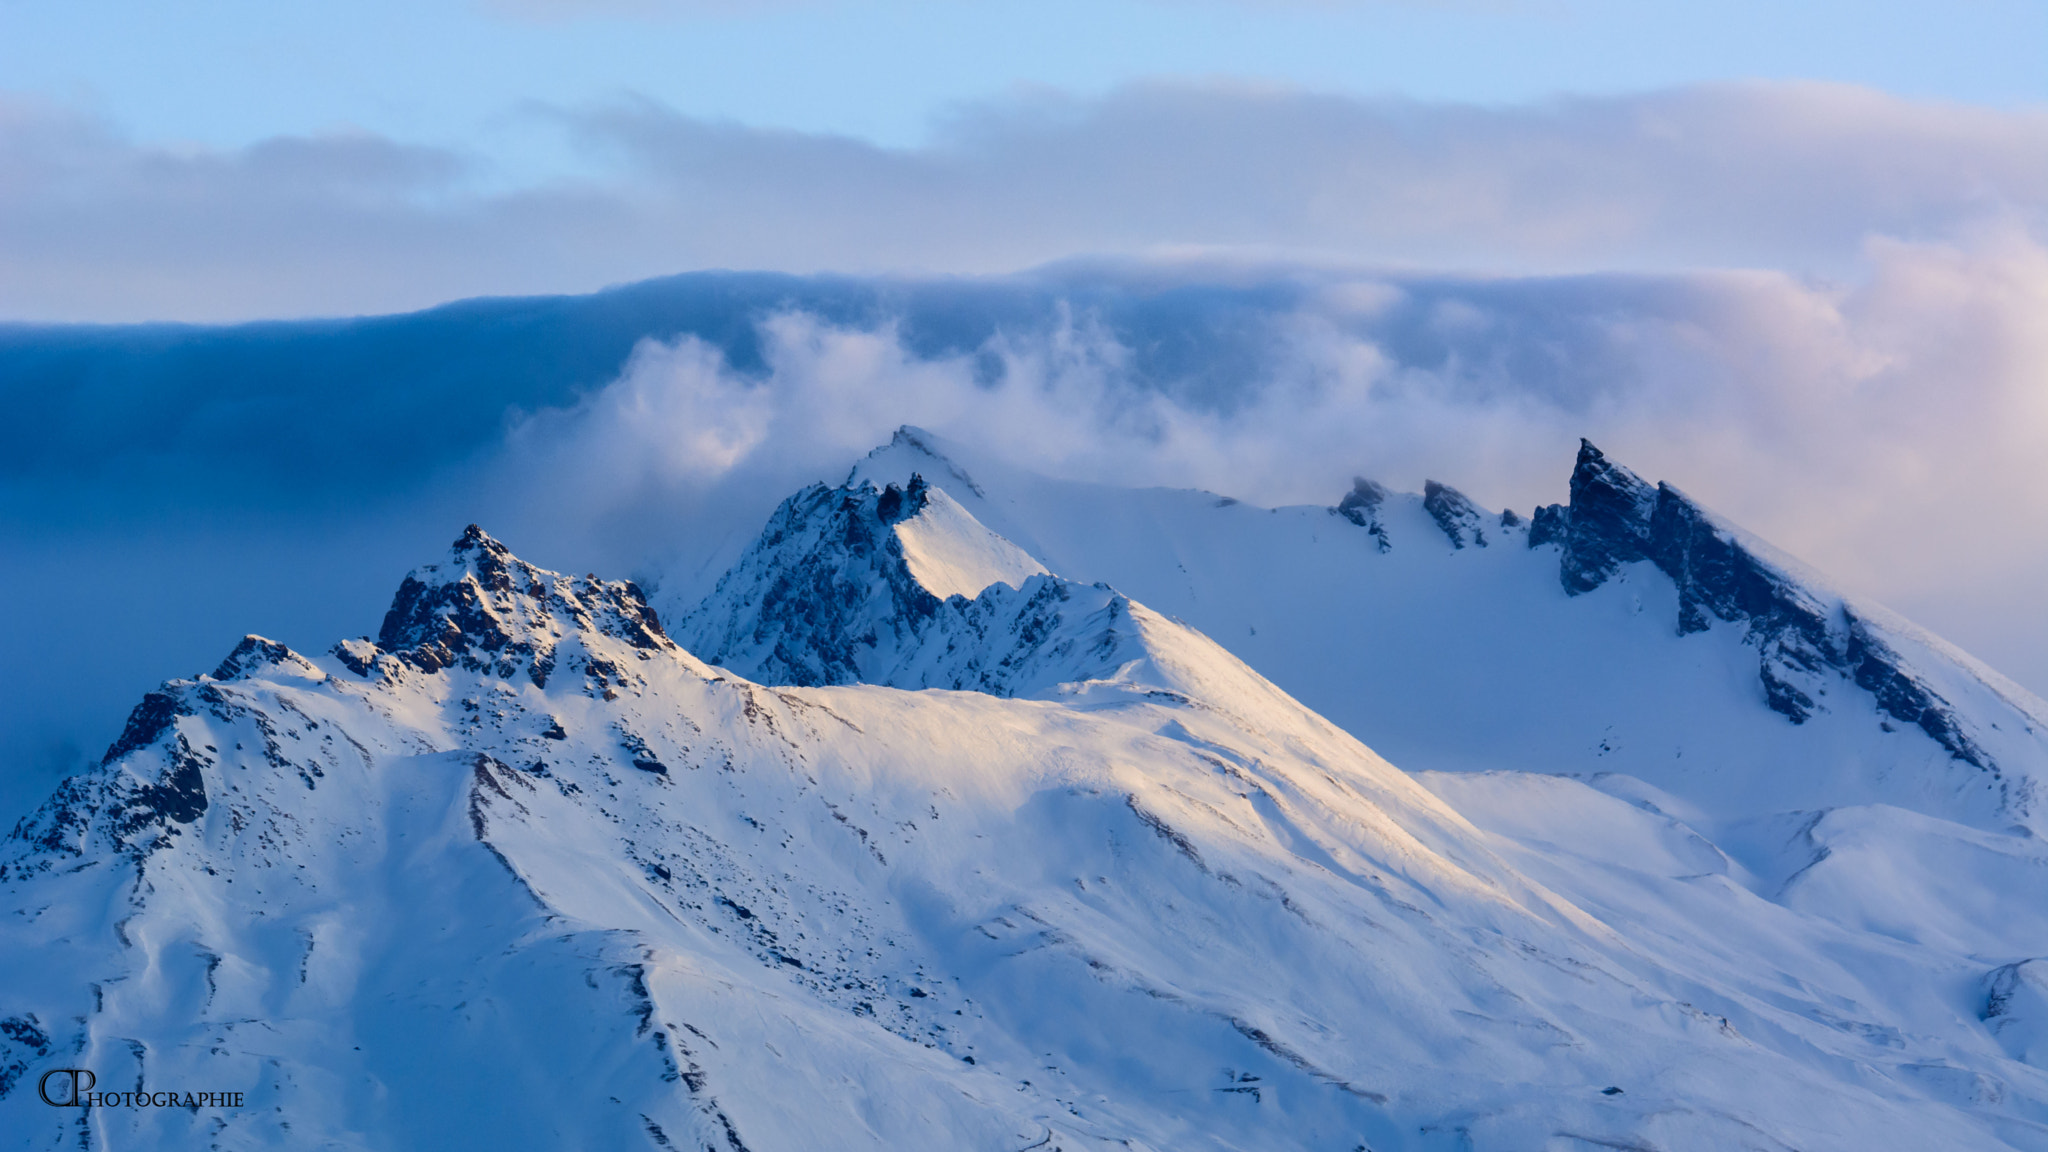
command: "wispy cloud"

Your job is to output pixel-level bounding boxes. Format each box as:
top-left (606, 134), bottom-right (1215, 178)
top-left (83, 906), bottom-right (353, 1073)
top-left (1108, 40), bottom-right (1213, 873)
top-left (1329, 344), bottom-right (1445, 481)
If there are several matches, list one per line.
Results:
top-left (493, 236), bottom-right (2048, 638)
top-left (417, 229), bottom-right (2048, 708)
top-left (2, 82), bottom-right (2042, 322)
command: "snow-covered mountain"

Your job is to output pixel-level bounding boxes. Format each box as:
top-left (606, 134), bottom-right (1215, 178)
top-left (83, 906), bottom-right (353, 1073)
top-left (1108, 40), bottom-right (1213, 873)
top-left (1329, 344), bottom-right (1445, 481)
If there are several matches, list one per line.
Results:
top-left (9, 439), bottom-right (2048, 1149)
top-left (829, 427), bottom-right (2048, 837)
top-left (675, 476), bottom-right (1308, 725)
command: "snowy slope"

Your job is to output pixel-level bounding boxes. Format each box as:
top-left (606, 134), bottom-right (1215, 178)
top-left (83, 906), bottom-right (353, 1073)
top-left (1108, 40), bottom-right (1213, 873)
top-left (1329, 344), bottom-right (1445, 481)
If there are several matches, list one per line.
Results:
top-left (835, 427), bottom-right (2048, 841)
top-left (678, 427), bottom-right (2048, 1145)
top-left (821, 432), bottom-right (2048, 1090)
top-left (892, 484), bottom-right (1049, 599)
top-left (10, 526), bottom-right (2048, 1148)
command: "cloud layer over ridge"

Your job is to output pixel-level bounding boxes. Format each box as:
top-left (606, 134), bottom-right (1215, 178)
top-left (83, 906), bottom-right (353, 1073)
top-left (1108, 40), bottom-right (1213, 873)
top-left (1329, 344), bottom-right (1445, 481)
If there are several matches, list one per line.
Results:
top-left (6, 244), bottom-right (2048, 828)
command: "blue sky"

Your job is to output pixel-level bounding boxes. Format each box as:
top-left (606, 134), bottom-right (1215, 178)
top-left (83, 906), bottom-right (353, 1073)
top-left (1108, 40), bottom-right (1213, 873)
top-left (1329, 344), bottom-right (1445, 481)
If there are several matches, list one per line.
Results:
top-left (5, 0), bottom-right (2043, 161)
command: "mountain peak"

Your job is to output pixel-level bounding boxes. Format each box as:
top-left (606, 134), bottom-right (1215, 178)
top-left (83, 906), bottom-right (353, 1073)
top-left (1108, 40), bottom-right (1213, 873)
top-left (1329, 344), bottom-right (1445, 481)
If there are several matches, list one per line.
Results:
top-left (1535, 441), bottom-right (1992, 771)
top-left (1422, 480), bottom-right (1489, 550)
top-left (676, 476), bottom-right (1274, 706)
top-left (680, 479), bottom-right (1066, 690)
top-left (850, 425), bottom-right (986, 498)
top-left (1558, 439), bottom-right (1658, 592)
top-left (1334, 477), bottom-right (1392, 551)
top-left (210, 634), bottom-right (319, 683)
top-left (369, 526), bottom-right (674, 686)
top-left (875, 473), bottom-right (930, 525)
top-left (890, 423), bottom-right (936, 451)
top-left (453, 520), bottom-right (509, 556)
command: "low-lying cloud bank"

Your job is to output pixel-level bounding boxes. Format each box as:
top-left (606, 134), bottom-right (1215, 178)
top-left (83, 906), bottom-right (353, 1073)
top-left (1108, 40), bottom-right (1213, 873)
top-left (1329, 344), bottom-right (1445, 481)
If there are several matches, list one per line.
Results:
top-left (5, 244), bottom-right (2047, 825)
top-left (2, 80), bottom-right (2044, 321)
top-left (500, 238), bottom-right (2048, 642)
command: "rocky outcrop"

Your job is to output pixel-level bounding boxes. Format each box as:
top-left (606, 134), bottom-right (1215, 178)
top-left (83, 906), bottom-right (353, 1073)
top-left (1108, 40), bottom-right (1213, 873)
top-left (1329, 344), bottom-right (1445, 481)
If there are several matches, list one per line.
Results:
top-left (679, 477), bottom-right (1161, 697)
top-left (1531, 440), bottom-right (1987, 770)
top-left (1335, 478), bottom-right (1392, 553)
top-left (371, 524), bottom-right (672, 688)
top-left (678, 482), bottom-right (945, 688)
top-left (1423, 481), bottom-right (1488, 550)
top-left (1547, 441), bottom-right (1660, 594)
top-left (1987, 960), bottom-right (2048, 1067)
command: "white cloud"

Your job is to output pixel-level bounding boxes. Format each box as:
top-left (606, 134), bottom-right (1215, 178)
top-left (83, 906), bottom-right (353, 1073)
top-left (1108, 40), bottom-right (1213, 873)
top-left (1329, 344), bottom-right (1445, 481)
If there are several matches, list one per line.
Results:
top-left (464, 226), bottom-right (2048, 694)
top-left (2, 82), bottom-right (2043, 322)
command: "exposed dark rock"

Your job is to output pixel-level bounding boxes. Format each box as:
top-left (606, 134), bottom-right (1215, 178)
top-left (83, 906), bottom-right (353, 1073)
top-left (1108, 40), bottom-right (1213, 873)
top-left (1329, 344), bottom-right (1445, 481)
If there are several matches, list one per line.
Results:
top-left (681, 484), bottom-right (945, 688)
top-left (0, 1013), bottom-right (51, 1100)
top-left (103, 691), bottom-right (191, 766)
top-left (378, 528), bottom-right (522, 654)
top-left (1528, 504), bottom-right (1571, 549)
top-left (1422, 481), bottom-right (1488, 550)
top-left (1558, 440), bottom-right (1658, 594)
top-left (1645, 488), bottom-right (1806, 636)
top-left (871, 425), bottom-right (986, 497)
top-left (1337, 477), bottom-right (1386, 525)
top-left (1846, 618), bottom-right (1987, 769)
top-left (1986, 959), bottom-right (2048, 1022)
top-left (679, 480), bottom-right (1147, 697)
top-left (375, 525), bottom-right (670, 686)
top-left (331, 639), bottom-right (378, 677)
top-left (212, 635), bottom-right (303, 681)
top-left (618, 584), bottom-right (667, 642)
top-left (0, 1016), bottom-right (49, 1055)
top-left (875, 474), bottom-right (930, 525)
top-left (127, 744), bottom-right (210, 827)
top-left (1335, 478), bottom-right (1392, 553)
top-left (3, 776), bottom-right (97, 868)
top-left (15, 731), bottom-right (218, 869)
top-left (1549, 439), bottom-right (1988, 769)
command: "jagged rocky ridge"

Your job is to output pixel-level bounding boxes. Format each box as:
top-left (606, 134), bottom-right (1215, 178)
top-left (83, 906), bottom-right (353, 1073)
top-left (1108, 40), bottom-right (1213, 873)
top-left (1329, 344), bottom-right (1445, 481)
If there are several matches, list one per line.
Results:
top-left (678, 475), bottom-right (1210, 702)
top-left (7, 527), bottom-right (693, 880)
top-left (1530, 440), bottom-right (1989, 770)
top-left (1341, 478), bottom-right (1497, 556)
top-left (367, 522), bottom-right (674, 687)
